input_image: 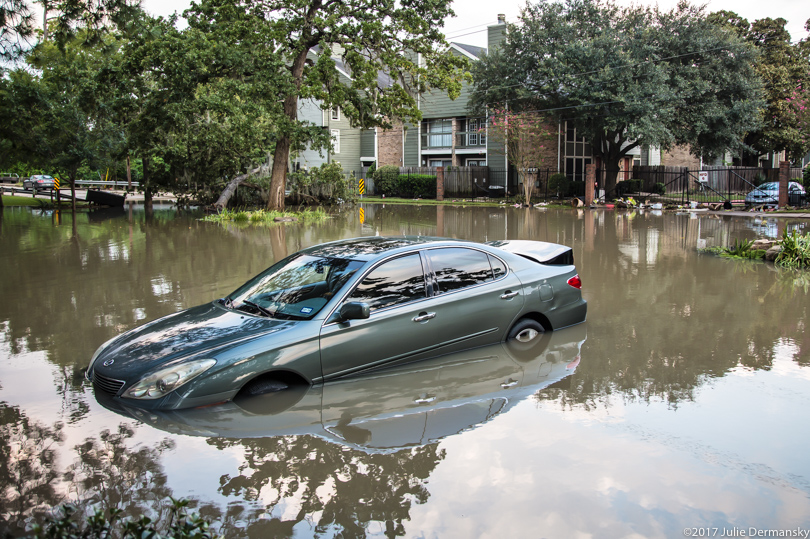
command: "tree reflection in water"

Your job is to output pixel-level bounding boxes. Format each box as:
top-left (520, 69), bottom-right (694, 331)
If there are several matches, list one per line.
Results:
top-left (209, 436), bottom-right (443, 538)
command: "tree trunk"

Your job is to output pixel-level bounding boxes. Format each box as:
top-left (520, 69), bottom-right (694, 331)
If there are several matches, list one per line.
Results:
top-left (604, 159), bottom-right (621, 196)
top-left (127, 154), bottom-right (132, 190)
top-left (142, 158), bottom-right (153, 217)
top-left (268, 137), bottom-right (291, 210)
top-left (214, 166), bottom-right (262, 209)
top-left (267, 48), bottom-right (310, 211)
top-left (70, 173), bottom-right (76, 214)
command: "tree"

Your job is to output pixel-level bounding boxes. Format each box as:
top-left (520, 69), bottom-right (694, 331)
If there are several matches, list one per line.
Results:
top-left (486, 108), bottom-right (555, 204)
top-left (228, 0), bottom-right (469, 210)
top-left (470, 0), bottom-right (764, 194)
top-left (709, 12), bottom-right (810, 162)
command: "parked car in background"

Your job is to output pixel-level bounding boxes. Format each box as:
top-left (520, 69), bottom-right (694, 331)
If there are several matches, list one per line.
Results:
top-left (744, 181), bottom-right (806, 207)
top-left (23, 174), bottom-right (56, 192)
top-left (87, 236), bottom-right (587, 411)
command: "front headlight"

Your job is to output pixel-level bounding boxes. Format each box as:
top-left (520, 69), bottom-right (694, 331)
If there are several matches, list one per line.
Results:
top-left (123, 358), bottom-right (217, 400)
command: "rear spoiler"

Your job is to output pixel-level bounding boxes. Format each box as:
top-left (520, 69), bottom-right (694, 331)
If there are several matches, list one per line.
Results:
top-left (486, 240), bottom-right (574, 266)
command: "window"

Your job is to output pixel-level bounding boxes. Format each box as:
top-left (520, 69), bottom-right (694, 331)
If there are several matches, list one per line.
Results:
top-left (489, 255), bottom-right (506, 278)
top-left (426, 248), bottom-right (495, 294)
top-left (426, 119), bottom-right (452, 148)
top-left (331, 107), bottom-right (340, 121)
top-left (348, 254), bottom-right (426, 311)
top-left (468, 118), bottom-right (478, 146)
top-left (331, 129), bottom-right (340, 154)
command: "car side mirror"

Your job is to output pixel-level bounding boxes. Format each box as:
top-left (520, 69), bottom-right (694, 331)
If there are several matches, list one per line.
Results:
top-left (338, 302), bottom-right (370, 322)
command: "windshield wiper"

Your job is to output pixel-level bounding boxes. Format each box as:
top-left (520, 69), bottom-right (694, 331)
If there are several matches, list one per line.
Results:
top-left (240, 300), bottom-right (275, 318)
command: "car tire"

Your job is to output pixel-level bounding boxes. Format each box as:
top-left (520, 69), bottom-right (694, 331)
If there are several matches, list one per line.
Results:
top-left (507, 318), bottom-right (544, 344)
top-left (242, 377), bottom-right (288, 396)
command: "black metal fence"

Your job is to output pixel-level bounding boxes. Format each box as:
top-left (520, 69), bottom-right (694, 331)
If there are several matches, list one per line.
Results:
top-left (599, 166), bottom-right (808, 208)
top-left (341, 165), bottom-right (808, 207)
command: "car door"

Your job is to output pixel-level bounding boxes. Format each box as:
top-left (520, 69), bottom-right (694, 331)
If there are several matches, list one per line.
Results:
top-left (319, 252), bottom-right (439, 379)
top-left (422, 247), bottom-right (524, 354)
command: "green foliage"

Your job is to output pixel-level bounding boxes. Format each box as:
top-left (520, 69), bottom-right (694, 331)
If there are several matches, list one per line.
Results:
top-left (616, 179), bottom-right (643, 195)
top-left (471, 0), bottom-right (764, 194)
top-left (548, 174), bottom-right (569, 197)
top-left (803, 164), bottom-right (810, 190)
top-left (28, 498), bottom-right (223, 539)
top-left (709, 12), bottom-right (810, 160)
top-left (373, 165), bottom-right (401, 196)
top-left (701, 239), bottom-right (765, 261)
top-left (289, 163), bottom-right (356, 204)
top-left (202, 207), bottom-right (328, 226)
top-left (776, 230), bottom-right (810, 268)
top-left (396, 174), bottom-right (436, 199)
top-left (652, 182), bottom-right (666, 195)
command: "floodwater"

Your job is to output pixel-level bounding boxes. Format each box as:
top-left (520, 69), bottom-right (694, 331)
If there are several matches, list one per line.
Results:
top-left (1, 203), bottom-right (809, 538)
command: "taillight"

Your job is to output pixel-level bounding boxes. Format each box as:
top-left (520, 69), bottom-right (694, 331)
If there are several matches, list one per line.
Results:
top-left (567, 275), bottom-right (582, 289)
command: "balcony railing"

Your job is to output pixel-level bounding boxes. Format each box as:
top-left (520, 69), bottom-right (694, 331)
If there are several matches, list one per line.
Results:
top-left (420, 131), bottom-right (487, 150)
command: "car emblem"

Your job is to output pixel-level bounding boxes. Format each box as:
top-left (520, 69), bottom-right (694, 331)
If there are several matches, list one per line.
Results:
top-left (103, 359), bottom-right (115, 367)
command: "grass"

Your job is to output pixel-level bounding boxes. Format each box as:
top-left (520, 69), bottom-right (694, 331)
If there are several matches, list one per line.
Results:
top-left (202, 207), bottom-right (329, 226)
top-left (700, 231), bottom-right (810, 268)
top-left (1, 195), bottom-right (49, 207)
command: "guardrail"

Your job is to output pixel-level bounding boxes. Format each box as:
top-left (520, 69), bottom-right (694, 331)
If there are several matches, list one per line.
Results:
top-left (74, 180), bottom-right (140, 187)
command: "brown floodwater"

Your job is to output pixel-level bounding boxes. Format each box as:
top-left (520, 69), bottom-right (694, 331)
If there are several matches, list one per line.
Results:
top-left (1, 203), bottom-right (809, 538)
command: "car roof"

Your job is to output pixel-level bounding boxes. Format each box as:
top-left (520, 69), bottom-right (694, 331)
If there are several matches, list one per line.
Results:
top-left (302, 236), bottom-right (471, 262)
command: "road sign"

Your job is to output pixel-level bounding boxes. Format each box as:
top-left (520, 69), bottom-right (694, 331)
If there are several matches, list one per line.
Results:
top-left (54, 177), bottom-right (60, 190)
top-left (359, 208), bottom-right (365, 224)
top-left (359, 179), bottom-right (365, 195)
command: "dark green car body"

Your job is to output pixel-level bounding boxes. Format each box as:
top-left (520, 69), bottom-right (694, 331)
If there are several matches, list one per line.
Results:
top-left (88, 236), bottom-right (586, 410)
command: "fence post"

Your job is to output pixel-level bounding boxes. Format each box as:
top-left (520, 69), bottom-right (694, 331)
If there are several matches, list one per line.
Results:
top-left (585, 164), bottom-right (596, 206)
top-left (436, 167), bottom-right (444, 201)
top-left (779, 161), bottom-right (789, 208)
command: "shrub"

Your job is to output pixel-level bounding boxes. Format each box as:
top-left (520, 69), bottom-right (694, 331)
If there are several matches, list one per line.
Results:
top-left (803, 164), bottom-right (810, 190)
top-left (652, 182), bottom-right (666, 195)
top-left (290, 163), bottom-right (356, 204)
top-left (373, 165), bottom-right (400, 196)
top-left (548, 173), bottom-right (569, 197)
top-left (616, 179), bottom-right (643, 196)
top-left (397, 174), bottom-right (436, 198)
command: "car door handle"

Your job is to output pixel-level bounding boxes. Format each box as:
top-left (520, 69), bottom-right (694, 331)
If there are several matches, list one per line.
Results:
top-left (412, 312), bottom-right (436, 322)
top-left (500, 291), bottom-right (519, 299)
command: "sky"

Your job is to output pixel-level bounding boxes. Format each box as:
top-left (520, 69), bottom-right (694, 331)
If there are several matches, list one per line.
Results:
top-left (139, 0), bottom-right (810, 48)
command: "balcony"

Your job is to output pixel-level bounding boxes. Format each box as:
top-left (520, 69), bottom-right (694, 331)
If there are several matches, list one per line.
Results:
top-left (420, 131), bottom-right (487, 150)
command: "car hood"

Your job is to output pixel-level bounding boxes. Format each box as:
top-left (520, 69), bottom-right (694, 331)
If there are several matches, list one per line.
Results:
top-left (93, 302), bottom-right (296, 378)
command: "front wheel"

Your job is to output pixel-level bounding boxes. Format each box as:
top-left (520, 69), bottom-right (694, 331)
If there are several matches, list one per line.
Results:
top-left (507, 318), bottom-right (544, 344)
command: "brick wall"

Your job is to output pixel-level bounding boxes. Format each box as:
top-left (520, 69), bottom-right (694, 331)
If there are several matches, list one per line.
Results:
top-left (378, 124), bottom-right (404, 166)
top-left (661, 145), bottom-right (700, 168)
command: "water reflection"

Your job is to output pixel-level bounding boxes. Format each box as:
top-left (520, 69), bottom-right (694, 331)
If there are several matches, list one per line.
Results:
top-left (1, 205), bottom-right (809, 535)
top-left (98, 326), bottom-right (585, 447)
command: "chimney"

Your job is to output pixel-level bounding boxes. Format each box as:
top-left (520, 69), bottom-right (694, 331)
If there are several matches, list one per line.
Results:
top-left (497, 14), bottom-right (505, 24)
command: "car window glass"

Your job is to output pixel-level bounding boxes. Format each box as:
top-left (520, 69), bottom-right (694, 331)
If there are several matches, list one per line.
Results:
top-left (230, 255), bottom-right (363, 320)
top-left (427, 248), bottom-right (493, 294)
top-left (348, 254), bottom-right (426, 311)
top-left (488, 255), bottom-right (506, 279)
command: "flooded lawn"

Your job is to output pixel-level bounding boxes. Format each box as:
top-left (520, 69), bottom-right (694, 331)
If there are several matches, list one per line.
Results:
top-left (1, 204), bottom-right (809, 537)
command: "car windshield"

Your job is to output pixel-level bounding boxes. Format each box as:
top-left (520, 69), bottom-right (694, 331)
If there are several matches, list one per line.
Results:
top-left (226, 255), bottom-right (365, 320)
top-left (754, 182), bottom-right (778, 191)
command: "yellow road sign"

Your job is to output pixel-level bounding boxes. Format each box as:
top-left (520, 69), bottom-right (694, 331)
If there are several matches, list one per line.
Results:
top-left (359, 178), bottom-right (365, 195)
top-left (54, 177), bottom-right (60, 190)
top-left (359, 208), bottom-right (365, 224)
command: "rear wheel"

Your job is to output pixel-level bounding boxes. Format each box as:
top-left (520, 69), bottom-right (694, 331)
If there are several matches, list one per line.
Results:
top-left (507, 318), bottom-right (544, 344)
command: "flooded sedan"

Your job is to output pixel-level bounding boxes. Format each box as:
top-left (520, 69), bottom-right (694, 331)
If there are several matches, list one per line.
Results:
top-left (95, 325), bottom-right (586, 450)
top-left (87, 236), bottom-right (586, 410)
